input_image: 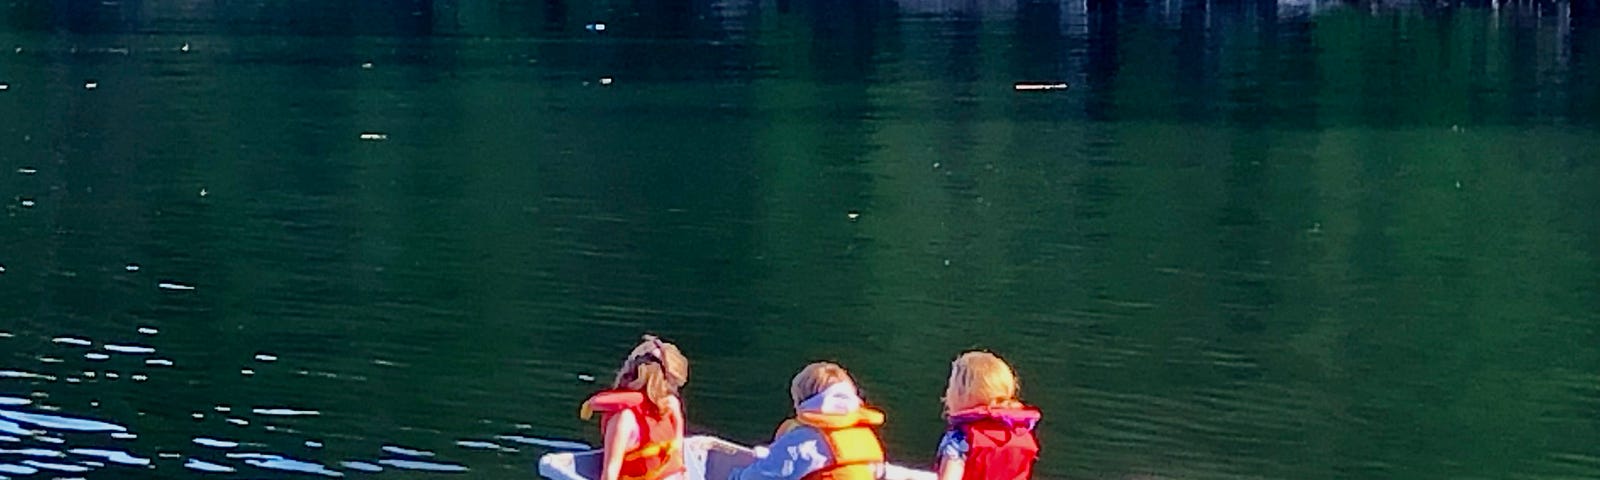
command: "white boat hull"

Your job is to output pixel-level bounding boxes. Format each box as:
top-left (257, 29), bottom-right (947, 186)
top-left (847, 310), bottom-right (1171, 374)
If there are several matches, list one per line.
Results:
top-left (539, 436), bottom-right (934, 480)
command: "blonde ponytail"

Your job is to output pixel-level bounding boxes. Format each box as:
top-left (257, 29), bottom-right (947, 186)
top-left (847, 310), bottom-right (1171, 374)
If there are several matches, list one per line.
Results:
top-left (613, 335), bottom-right (690, 411)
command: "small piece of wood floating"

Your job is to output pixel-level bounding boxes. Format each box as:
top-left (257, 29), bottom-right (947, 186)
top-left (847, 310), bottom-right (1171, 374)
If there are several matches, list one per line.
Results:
top-left (1014, 82), bottom-right (1069, 91)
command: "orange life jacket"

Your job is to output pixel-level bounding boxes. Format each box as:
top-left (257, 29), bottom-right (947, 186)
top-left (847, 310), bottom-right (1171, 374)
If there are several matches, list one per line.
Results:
top-left (776, 407), bottom-right (887, 480)
top-left (946, 405), bottom-right (1041, 480)
top-left (581, 390), bottom-right (685, 480)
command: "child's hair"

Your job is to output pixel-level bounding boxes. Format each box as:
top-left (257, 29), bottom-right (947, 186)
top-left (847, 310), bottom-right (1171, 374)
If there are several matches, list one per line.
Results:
top-left (944, 350), bottom-right (1022, 414)
top-left (789, 361), bottom-right (854, 406)
top-left (613, 335), bottom-right (689, 411)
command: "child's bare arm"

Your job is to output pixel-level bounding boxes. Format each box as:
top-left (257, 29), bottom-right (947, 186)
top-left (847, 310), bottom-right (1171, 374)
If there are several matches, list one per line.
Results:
top-left (935, 456), bottom-right (964, 480)
top-left (601, 410), bottom-right (638, 480)
top-left (934, 429), bottom-right (967, 480)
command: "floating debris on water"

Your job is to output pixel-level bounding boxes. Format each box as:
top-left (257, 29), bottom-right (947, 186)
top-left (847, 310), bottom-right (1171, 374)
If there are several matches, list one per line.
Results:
top-left (103, 344), bottom-right (155, 354)
top-left (53, 337), bottom-right (92, 347)
top-left (379, 458), bottom-right (469, 473)
top-left (585, 22), bottom-right (607, 32)
top-left (130, 374), bottom-right (147, 382)
top-left (125, 264), bottom-right (141, 273)
top-left (382, 445), bottom-right (434, 457)
top-left (341, 461), bottom-right (384, 472)
top-left (180, 43), bottom-right (190, 53)
top-left (254, 353), bottom-right (277, 362)
top-left (359, 132), bottom-right (387, 141)
top-left (20, 199), bottom-right (35, 208)
top-left (83, 371), bottom-right (97, 377)
top-left (252, 408), bottom-right (319, 417)
top-left (240, 369), bottom-right (255, 376)
top-left (191, 412), bottom-right (205, 420)
top-left (576, 373), bottom-right (595, 382)
top-left (199, 188), bottom-right (208, 197)
top-left (846, 211), bottom-right (861, 221)
top-left (184, 458), bottom-right (235, 473)
top-left (158, 282), bottom-right (195, 291)
top-left (361, 61), bottom-right (373, 69)
top-left (1013, 82), bottom-right (1068, 91)
top-left (599, 77), bottom-right (614, 86)
top-left (84, 81), bottom-right (98, 90)
top-left (136, 326), bottom-right (156, 335)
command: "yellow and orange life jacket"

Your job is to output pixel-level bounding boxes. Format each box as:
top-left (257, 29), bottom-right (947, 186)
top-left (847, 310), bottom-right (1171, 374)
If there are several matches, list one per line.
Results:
top-left (772, 407), bottom-right (886, 480)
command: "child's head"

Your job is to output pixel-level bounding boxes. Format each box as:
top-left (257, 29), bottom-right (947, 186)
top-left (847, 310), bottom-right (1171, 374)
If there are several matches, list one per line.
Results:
top-left (789, 362), bottom-right (854, 407)
top-left (944, 350), bottom-right (1021, 414)
top-left (614, 335), bottom-right (689, 411)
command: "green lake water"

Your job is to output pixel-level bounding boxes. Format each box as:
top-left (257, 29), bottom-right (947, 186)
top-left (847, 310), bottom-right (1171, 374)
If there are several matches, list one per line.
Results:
top-left (1, 1), bottom-right (1598, 479)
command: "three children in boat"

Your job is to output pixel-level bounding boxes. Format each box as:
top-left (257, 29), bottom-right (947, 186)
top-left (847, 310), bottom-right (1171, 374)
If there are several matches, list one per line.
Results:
top-left (581, 336), bottom-right (1042, 480)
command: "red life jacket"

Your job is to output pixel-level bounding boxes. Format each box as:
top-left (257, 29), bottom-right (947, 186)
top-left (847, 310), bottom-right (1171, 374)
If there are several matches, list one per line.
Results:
top-left (947, 405), bottom-right (1041, 480)
top-left (581, 390), bottom-right (685, 480)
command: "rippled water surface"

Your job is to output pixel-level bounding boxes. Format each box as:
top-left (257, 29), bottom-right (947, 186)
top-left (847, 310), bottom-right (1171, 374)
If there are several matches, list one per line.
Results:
top-left (2, 1), bottom-right (1599, 479)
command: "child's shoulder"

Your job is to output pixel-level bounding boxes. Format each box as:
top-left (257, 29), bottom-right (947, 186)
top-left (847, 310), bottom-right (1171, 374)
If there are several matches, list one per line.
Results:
top-left (772, 419), bottom-right (795, 438)
top-left (937, 429), bottom-right (969, 458)
top-left (769, 421), bottom-right (828, 446)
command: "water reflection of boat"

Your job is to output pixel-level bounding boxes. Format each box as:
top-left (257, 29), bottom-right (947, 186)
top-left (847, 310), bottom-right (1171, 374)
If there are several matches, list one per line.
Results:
top-left (539, 436), bottom-right (935, 480)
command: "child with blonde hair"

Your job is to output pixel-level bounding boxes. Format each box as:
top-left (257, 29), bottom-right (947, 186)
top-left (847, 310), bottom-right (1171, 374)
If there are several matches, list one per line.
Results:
top-left (581, 335), bottom-right (691, 480)
top-left (936, 351), bottom-right (1040, 480)
top-left (729, 362), bottom-right (887, 480)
